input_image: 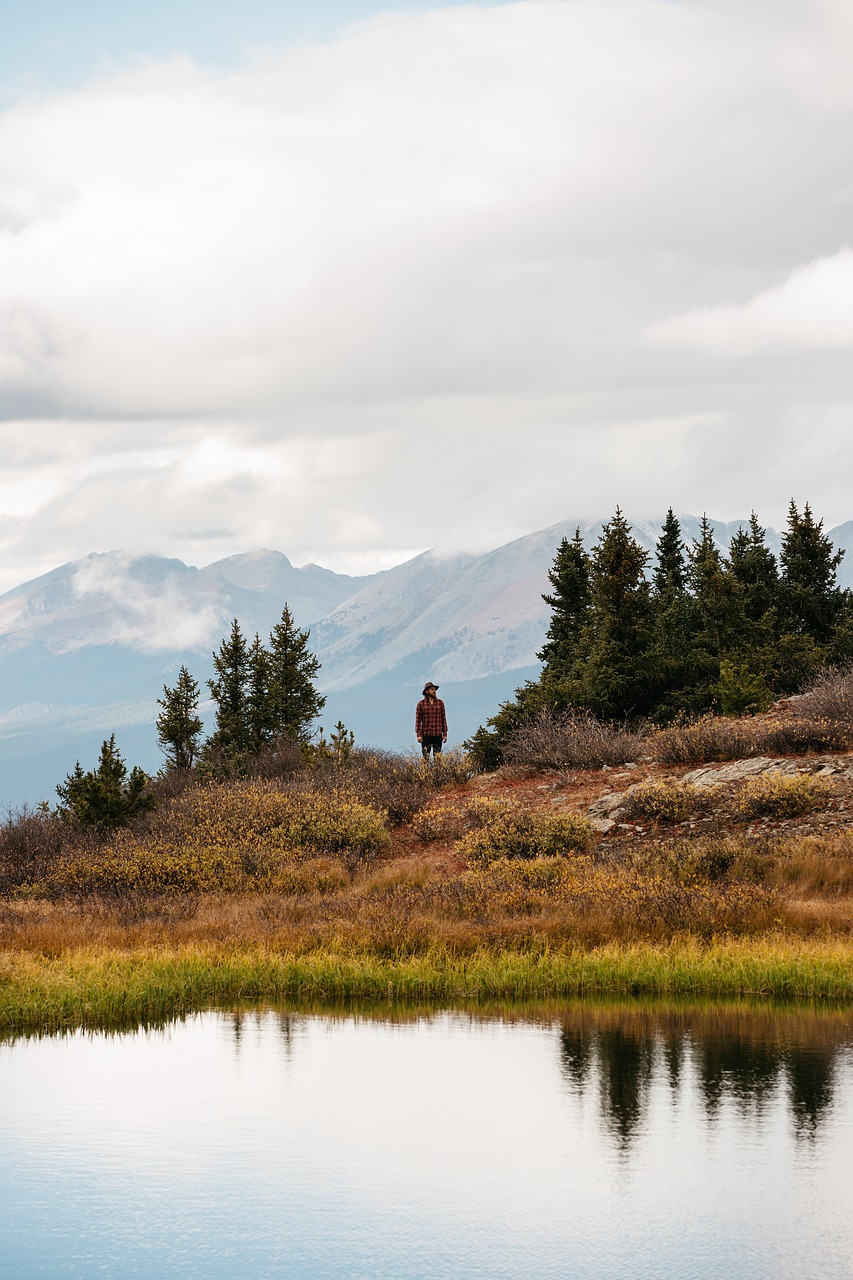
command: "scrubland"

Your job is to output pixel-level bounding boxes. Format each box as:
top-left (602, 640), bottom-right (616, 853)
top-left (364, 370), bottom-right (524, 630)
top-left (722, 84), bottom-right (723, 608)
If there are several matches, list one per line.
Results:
top-left (4, 686), bottom-right (853, 1032)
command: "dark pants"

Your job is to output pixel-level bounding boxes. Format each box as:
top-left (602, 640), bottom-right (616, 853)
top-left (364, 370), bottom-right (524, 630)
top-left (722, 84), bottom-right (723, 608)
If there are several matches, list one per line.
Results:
top-left (421, 735), bottom-right (443, 759)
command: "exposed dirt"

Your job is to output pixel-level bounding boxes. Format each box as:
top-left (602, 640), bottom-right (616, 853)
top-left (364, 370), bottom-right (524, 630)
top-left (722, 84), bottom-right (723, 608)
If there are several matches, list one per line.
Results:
top-left (394, 746), bottom-right (853, 874)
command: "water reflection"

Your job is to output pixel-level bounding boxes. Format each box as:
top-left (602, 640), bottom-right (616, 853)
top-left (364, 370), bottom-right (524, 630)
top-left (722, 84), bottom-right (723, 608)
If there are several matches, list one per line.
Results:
top-left (557, 1002), bottom-right (852, 1148)
top-left (2, 1000), bottom-right (852, 1280)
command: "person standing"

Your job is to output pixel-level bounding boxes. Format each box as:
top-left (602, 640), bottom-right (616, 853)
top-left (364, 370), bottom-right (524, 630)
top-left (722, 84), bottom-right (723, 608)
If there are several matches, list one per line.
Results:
top-left (415, 682), bottom-right (447, 760)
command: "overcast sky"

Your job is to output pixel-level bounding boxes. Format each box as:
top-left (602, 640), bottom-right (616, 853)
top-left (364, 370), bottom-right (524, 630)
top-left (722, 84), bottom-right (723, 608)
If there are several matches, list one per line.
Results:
top-left (1, 0), bottom-right (852, 592)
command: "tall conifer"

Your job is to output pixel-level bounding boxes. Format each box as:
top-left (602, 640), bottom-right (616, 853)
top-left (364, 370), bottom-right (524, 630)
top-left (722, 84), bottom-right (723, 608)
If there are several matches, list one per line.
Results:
top-left (156, 665), bottom-right (204, 770)
top-left (207, 618), bottom-right (251, 753)
top-left (780, 501), bottom-right (845, 641)
top-left (538, 530), bottom-right (590, 680)
top-left (266, 605), bottom-right (326, 742)
top-left (579, 508), bottom-right (654, 718)
top-left (652, 509), bottom-right (687, 597)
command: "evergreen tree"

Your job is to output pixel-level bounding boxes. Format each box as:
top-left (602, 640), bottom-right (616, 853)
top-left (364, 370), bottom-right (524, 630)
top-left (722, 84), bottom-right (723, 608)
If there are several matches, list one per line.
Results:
top-left (728, 513), bottom-right (779, 627)
top-left (725, 512), bottom-right (781, 687)
top-left (247, 634), bottom-right (273, 753)
top-left (687, 515), bottom-right (742, 656)
top-left (714, 658), bottom-right (773, 717)
top-left (780, 501), bottom-right (845, 642)
top-left (156, 665), bottom-right (204, 770)
top-left (207, 618), bottom-right (251, 753)
top-left (538, 530), bottom-right (590, 680)
top-left (266, 605), bottom-right (326, 742)
top-left (648, 510), bottom-right (697, 719)
top-left (577, 508), bottom-right (654, 718)
top-left (652, 508), bottom-right (687, 597)
top-left (56, 734), bottom-right (151, 828)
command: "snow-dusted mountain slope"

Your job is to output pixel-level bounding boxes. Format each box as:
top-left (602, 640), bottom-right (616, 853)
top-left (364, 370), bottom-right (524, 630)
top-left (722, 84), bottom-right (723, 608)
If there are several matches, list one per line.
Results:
top-left (0, 550), bottom-right (375, 655)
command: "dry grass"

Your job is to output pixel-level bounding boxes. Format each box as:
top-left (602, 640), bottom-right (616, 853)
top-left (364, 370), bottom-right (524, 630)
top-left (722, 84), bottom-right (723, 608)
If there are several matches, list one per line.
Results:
top-left (797, 666), bottom-right (853, 728)
top-left (504, 708), bottom-right (645, 772)
top-left (651, 714), bottom-right (851, 764)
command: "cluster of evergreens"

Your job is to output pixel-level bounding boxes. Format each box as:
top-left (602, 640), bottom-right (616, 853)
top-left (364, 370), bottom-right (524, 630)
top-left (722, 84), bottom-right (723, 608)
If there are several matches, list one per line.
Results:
top-left (155, 605), bottom-right (327, 773)
top-left (469, 503), bottom-right (853, 768)
top-left (58, 605), bottom-right (327, 827)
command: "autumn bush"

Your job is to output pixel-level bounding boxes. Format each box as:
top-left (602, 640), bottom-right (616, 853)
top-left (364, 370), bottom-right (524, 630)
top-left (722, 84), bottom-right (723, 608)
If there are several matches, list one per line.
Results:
top-left (412, 804), bottom-right (469, 842)
top-left (456, 799), bottom-right (592, 866)
top-left (651, 716), bottom-right (760, 764)
top-left (622, 779), bottom-right (698, 823)
top-left (304, 746), bottom-right (474, 824)
top-left (34, 780), bottom-right (391, 897)
top-left (0, 805), bottom-right (78, 894)
top-left (736, 773), bottom-right (833, 820)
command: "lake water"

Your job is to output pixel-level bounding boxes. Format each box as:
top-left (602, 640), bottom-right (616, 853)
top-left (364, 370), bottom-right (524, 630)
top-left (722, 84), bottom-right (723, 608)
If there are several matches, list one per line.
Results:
top-left (2, 1002), bottom-right (852, 1279)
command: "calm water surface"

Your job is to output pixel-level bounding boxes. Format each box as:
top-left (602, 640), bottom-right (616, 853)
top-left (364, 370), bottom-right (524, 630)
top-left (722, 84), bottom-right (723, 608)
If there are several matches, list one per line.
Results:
top-left (2, 1003), bottom-right (852, 1279)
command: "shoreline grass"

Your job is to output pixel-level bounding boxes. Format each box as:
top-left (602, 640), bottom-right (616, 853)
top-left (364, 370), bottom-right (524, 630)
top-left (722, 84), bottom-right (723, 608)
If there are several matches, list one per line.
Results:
top-left (4, 938), bottom-right (853, 1035)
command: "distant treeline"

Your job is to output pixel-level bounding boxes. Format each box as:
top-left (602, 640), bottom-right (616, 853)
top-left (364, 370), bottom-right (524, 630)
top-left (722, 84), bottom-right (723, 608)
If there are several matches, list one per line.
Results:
top-left (470, 503), bottom-right (853, 767)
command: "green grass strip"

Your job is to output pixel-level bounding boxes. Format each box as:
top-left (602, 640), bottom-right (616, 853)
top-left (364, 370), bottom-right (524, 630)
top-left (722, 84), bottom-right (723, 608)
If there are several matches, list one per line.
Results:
top-left (3, 939), bottom-right (853, 1034)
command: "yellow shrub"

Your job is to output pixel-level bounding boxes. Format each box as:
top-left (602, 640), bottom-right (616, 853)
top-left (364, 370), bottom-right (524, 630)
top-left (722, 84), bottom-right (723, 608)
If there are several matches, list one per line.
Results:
top-left (411, 804), bottom-right (466, 842)
top-left (737, 773), bottom-right (832, 820)
top-left (457, 801), bottom-right (592, 866)
top-left (148, 783), bottom-right (390, 859)
top-left (40, 782), bottom-right (390, 897)
top-left (624, 779), bottom-right (696, 823)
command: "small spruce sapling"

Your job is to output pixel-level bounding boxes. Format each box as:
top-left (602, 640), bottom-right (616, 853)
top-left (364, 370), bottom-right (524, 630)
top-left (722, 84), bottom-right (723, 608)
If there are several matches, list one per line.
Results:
top-left (56, 734), bottom-right (152, 828)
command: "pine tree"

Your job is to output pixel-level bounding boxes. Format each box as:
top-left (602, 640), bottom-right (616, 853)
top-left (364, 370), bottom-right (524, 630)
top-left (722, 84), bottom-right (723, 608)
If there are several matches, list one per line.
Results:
top-left (652, 508), bottom-right (687, 597)
top-left (728, 513), bottom-right (779, 627)
top-left (780, 501), bottom-right (845, 642)
top-left (538, 530), bottom-right (590, 680)
top-left (156, 665), bottom-right (204, 770)
top-left (648, 510), bottom-right (697, 719)
top-left (577, 508), bottom-right (654, 718)
top-left (726, 512), bottom-right (781, 685)
top-left (247, 634), bottom-right (273, 753)
top-left (207, 618), bottom-right (251, 753)
top-left (56, 735), bottom-right (151, 828)
top-left (266, 605), bottom-right (326, 742)
top-left (687, 515), bottom-right (741, 656)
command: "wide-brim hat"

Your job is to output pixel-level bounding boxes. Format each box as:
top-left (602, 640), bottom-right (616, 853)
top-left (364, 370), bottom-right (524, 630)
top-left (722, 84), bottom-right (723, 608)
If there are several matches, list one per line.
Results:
top-left (422, 682), bottom-right (439, 695)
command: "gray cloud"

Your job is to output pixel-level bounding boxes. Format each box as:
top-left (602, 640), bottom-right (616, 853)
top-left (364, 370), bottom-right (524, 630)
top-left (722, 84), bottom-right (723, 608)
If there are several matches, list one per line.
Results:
top-left (2, 1), bottom-right (853, 592)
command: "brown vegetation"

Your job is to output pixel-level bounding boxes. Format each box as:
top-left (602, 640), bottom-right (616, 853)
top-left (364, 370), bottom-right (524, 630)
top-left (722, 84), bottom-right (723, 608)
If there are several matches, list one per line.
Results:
top-left (2, 724), bottom-right (853, 969)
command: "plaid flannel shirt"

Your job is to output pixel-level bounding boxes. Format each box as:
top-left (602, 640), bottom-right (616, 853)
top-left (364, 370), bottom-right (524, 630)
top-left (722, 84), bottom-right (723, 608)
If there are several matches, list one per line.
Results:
top-left (416, 697), bottom-right (447, 738)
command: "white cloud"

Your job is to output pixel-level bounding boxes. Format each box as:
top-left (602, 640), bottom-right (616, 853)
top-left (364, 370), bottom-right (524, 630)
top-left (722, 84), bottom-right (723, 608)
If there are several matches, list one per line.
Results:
top-left (648, 249), bottom-right (853, 355)
top-left (69, 553), bottom-right (223, 651)
top-left (2, 1), bottom-right (853, 590)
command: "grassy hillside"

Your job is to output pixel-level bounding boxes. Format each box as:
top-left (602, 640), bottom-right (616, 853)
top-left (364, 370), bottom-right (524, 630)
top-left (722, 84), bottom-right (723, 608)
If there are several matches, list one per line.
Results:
top-left (3, 688), bottom-right (853, 1032)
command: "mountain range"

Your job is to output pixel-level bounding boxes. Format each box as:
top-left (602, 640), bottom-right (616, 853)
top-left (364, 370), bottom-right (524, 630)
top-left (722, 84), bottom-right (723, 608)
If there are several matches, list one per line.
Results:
top-left (3, 512), bottom-right (852, 807)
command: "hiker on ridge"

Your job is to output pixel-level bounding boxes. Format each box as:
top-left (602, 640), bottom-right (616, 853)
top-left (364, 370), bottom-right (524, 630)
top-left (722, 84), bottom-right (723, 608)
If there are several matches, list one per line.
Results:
top-left (416, 682), bottom-right (447, 760)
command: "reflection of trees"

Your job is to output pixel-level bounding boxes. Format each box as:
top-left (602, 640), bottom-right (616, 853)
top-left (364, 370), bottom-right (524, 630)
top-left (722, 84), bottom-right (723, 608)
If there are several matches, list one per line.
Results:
top-left (559, 1024), bottom-right (595, 1091)
top-left (695, 1034), bottom-right (780, 1118)
top-left (559, 1003), bottom-right (851, 1148)
top-left (786, 1049), bottom-right (836, 1139)
top-left (597, 1029), bottom-right (655, 1150)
